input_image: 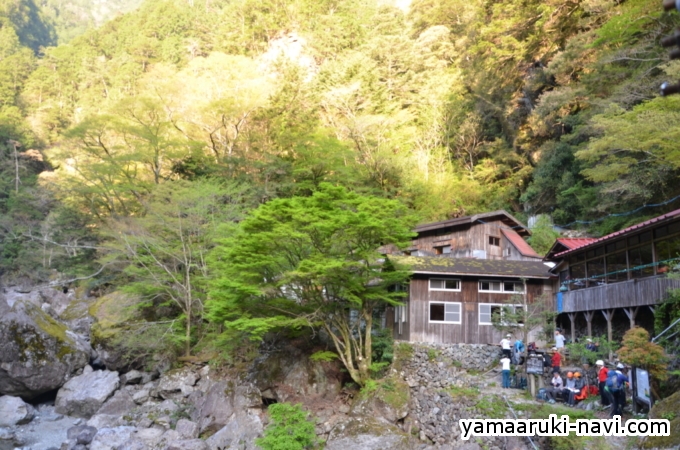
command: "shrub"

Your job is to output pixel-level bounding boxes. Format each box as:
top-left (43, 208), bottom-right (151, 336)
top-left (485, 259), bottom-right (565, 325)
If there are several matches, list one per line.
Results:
top-left (256, 403), bottom-right (318, 450)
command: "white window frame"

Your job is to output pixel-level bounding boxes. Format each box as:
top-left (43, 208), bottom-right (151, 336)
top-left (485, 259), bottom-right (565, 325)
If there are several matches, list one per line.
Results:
top-left (478, 303), bottom-right (525, 326)
top-left (428, 301), bottom-right (462, 324)
top-left (429, 278), bottom-right (461, 292)
top-left (478, 280), bottom-right (524, 294)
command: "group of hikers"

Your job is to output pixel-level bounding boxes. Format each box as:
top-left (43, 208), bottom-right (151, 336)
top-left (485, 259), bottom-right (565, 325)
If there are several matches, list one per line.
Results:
top-left (499, 330), bottom-right (631, 417)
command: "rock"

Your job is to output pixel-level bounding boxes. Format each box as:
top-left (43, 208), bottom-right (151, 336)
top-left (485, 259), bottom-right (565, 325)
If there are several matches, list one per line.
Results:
top-left (82, 365), bottom-right (93, 375)
top-left (156, 416), bottom-right (172, 429)
top-left (176, 419), bottom-right (200, 439)
top-left (132, 389), bottom-right (149, 405)
top-left (158, 399), bottom-right (179, 413)
top-left (55, 370), bottom-right (119, 418)
top-left (133, 427), bottom-right (164, 442)
top-left (325, 417), bottom-right (413, 450)
top-left (120, 370), bottom-right (143, 385)
top-left (167, 439), bottom-right (209, 450)
top-left (89, 426), bottom-right (136, 450)
top-left (205, 412), bottom-right (263, 450)
top-left (87, 414), bottom-right (123, 429)
top-left (96, 389), bottom-right (135, 416)
top-left (190, 381), bottom-right (261, 434)
top-left (0, 300), bottom-right (90, 399)
top-left (0, 427), bottom-right (15, 440)
top-left (158, 367), bottom-right (199, 399)
top-left (249, 345), bottom-right (342, 403)
top-left (67, 425), bottom-right (98, 445)
top-left (0, 395), bottom-right (35, 426)
top-left (350, 377), bottom-right (409, 423)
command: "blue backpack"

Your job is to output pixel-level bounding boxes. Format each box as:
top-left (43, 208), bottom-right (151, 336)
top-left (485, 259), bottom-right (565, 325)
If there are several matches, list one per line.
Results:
top-left (606, 372), bottom-right (621, 393)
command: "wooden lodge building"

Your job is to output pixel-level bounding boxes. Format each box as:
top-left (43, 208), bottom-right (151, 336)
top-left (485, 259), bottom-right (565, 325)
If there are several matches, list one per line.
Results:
top-left (385, 211), bottom-right (554, 344)
top-left (545, 209), bottom-right (680, 343)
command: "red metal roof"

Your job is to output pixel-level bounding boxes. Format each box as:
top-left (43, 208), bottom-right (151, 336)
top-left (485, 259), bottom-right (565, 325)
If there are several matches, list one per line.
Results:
top-left (553, 208), bottom-right (680, 258)
top-left (556, 238), bottom-right (597, 249)
top-left (501, 228), bottom-right (541, 258)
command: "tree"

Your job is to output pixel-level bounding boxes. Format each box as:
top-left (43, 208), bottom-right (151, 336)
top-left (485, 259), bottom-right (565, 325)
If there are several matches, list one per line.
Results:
top-left (618, 327), bottom-right (669, 382)
top-left (106, 179), bottom-right (249, 357)
top-left (207, 184), bottom-right (416, 386)
top-left (527, 214), bottom-right (560, 256)
top-left (491, 288), bottom-right (556, 356)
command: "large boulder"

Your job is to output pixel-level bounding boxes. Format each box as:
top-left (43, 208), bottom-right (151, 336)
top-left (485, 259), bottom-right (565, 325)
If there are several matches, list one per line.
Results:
top-left (190, 381), bottom-right (262, 434)
top-left (248, 346), bottom-right (342, 403)
top-left (55, 370), bottom-right (119, 418)
top-left (324, 417), bottom-right (414, 450)
top-left (205, 412), bottom-right (263, 450)
top-left (0, 300), bottom-right (90, 399)
top-left (0, 395), bottom-right (35, 426)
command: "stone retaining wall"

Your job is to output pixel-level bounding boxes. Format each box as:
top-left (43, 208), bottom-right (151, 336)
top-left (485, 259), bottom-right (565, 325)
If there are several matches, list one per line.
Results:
top-left (405, 342), bottom-right (500, 372)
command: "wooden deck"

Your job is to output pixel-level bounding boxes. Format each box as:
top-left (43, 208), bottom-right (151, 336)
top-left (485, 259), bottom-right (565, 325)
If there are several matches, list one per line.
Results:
top-left (561, 274), bottom-right (680, 312)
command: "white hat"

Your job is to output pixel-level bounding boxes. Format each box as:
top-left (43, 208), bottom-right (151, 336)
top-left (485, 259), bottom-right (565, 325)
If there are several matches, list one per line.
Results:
top-left (586, 338), bottom-right (592, 342)
top-left (551, 347), bottom-right (557, 351)
top-left (616, 362), bottom-right (625, 369)
top-left (506, 334), bottom-right (512, 337)
top-left (595, 360), bottom-right (604, 366)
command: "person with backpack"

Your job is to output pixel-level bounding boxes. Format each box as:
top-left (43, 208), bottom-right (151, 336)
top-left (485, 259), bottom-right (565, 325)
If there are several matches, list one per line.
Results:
top-left (604, 368), bottom-right (629, 417)
top-left (596, 360), bottom-right (610, 408)
top-left (512, 339), bottom-right (525, 365)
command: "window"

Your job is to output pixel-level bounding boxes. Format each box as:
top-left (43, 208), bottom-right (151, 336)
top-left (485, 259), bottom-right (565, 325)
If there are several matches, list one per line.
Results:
top-left (489, 236), bottom-right (500, 246)
top-left (629, 244), bottom-right (654, 279)
top-left (478, 280), bottom-right (524, 293)
top-left (429, 278), bottom-right (461, 291)
top-left (429, 302), bottom-right (461, 323)
top-left (606, 251), bottom-right (628, 283)
top-left (434, 245), bottom-right (451, 255)
top-left (479, 303), bottom-right (524, 325)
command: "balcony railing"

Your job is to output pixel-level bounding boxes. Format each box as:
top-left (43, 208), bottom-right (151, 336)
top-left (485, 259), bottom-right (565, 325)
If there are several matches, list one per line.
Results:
top-left (559, 274), bottom-right (680, 313)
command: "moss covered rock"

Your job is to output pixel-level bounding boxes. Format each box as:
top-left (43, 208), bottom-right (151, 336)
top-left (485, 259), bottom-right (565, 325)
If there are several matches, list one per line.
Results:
top-left (640, 390), bottom-right (680, 449)
top-left (350, 377), bottom-right (410, 423)
top-left (0, 299), bottom-right (90, 399)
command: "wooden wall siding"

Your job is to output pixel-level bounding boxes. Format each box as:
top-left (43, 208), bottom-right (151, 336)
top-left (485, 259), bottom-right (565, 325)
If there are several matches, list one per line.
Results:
top-left (407, 277), bottom-right (547, 344)
top-left (412, 220), bottom-right (537, 260)
top-left (561, 275), bottom-right (680, 312)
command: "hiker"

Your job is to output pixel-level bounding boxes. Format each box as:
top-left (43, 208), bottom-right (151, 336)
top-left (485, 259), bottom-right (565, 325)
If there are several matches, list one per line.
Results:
top-left (585, 338), bottom-right (597, 352)
top-left (554, 330), bottom-right (566, 349)
top-left (605, 367), bottom-right (629, 417)
top-left (512, 338), bottom-right (525, 365)
top-left (550, 347), bottom-right (562, 373)
top-left (501, 355), bottom-right (511, 388)
top-left (500, 334), bottom-right (512, 359)
top-left (615, 363), bottom-right (629, 410)
top-left (566, 371), bottom-right (584, 406)
top-left (596, 360), bottom-right (610, 408)
top-left (545, 371), bottom-right (564, 404)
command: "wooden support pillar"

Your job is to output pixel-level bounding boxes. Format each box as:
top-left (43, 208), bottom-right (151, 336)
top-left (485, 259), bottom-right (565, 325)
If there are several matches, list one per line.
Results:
top-left (568, 313), bottom-right (577, 343)
top-left (584, 311), bottom-right (595, 337)
top-left (623, 306), bottom-right (640, 329)
top-left (648, 305), bottom-right (656, 315)
top-left (602, 309), bottom-right (615, 361)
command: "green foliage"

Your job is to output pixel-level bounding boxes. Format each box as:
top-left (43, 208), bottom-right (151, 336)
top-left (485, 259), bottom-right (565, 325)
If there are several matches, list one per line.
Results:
top-left (618, 327), bottom-right (669, 382)
top-left (256, 403), bottom-right (318, 450)
top-left (526, 215), bottom-right (560, 256)
top-left (565, 336), bottom-right (615, 365)
top-left (207, 184), bottom-right (416, 386)
top-left (309, 351), bottom-right (338, 363)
